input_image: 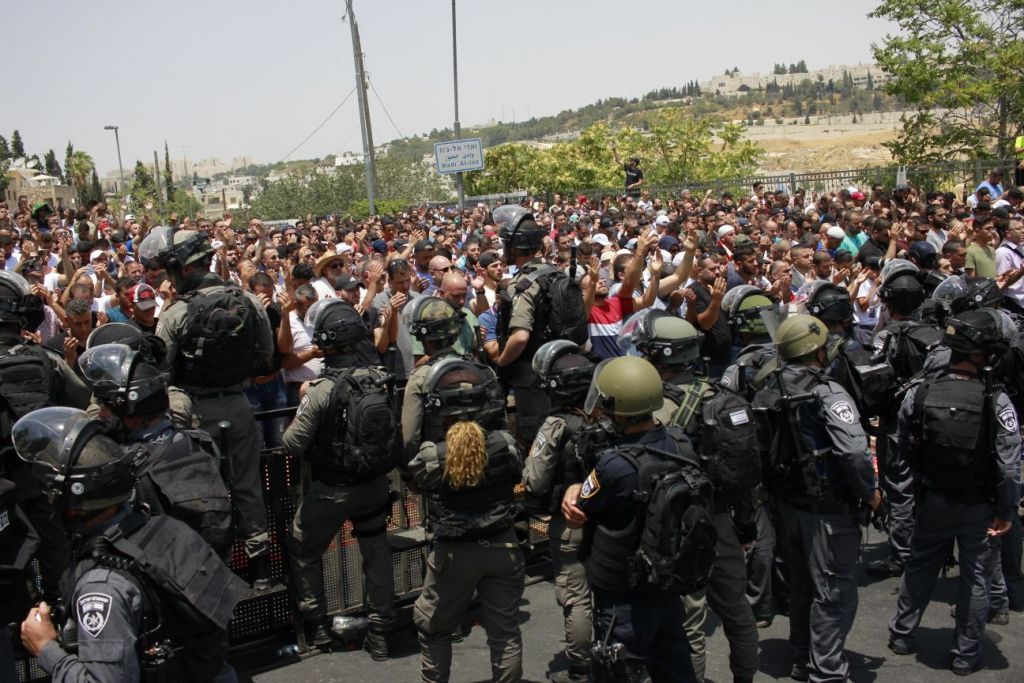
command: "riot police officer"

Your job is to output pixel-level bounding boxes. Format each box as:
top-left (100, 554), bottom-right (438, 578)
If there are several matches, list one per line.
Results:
top-left (522, 340), bottom-right (595, 683)
top-left (406, 358), bottom-right (524, 683)
top-left (620, 309), bottom-right (760, 683)
top-left (402, 296), bottom-right (469, 462)
top-left (0, 271), bottom-right (89, 604)
top-left (868, 259), bottom-right (940, 579)
top-left (15, 407), bottom-right (246, 682)
top-left (282, 299), bottom-right (397, 656)
top-left (722, 285), bottom-right (777, 360)
top-left (77, 342), bottom-right (232, 559)
top-left (562, 356), bottom-right (707, 683)
top-left (493, 205), bottom-right (558, 448)
top-left (753, 314), bottom-right (880, 682)
top-left (139, 226), bottom-right (275, 586)
top-left (84, 320), bottom-right (195, 430)
top-left (888, 309), bottom-right (1021, 676)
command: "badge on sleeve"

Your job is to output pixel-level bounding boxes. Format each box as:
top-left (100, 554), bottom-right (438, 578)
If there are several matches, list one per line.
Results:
top-left (295, 393), bottom-right (310, 417)
top-left (580, 470), bottom-right (601, 499)
top-left (998, 408), bottom-right (1019, 433)
top-left (829, 400), bottom-right (856, 425)
top-left (528, 432), bottom-right (547, 459)
top-left (77, 593), bottom-right (112, 638)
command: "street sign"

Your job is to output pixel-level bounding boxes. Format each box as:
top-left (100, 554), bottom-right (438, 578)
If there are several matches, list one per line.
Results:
top-left (434, 138), bottom-right (485, 174)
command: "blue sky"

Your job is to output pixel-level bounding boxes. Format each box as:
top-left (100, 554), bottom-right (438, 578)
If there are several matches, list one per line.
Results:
top-left (7, 0), bottom-right (890, 174)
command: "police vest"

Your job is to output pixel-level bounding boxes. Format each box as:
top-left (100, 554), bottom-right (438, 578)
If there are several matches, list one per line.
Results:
top-left (71, 511), bottom-right (247, 681)
top-left (585, 428), bottom-right (691, 596)
top-left (425, 430), bottom-right (520, 541)
top-left (910, 374), bottom-right (997, 503)
top-left (135, 429), bottom-right (233, 559)
top-left (0, 341), bottom-right (55, 463)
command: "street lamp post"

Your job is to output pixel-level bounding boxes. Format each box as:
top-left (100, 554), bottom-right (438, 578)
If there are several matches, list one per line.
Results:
top-left (451, 0), bottom-right (464, 209)
top-left (103, 125), bottom-right (125, 195)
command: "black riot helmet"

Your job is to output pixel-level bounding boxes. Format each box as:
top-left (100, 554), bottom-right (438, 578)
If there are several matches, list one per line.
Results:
top-left (78, 343), bottom-right (169, 417)
top-left (950, 277), bottom-right (1002, 314)
top-left (306, 299), bottom-right (369, 351)
top-left (493, 205), bottom-right (545, 253)
top-left (137, 227), bottom-right (213, 270)
top-left (424, 358), bottom-right (505, 428)
top-left (944, 308), bottom-right (1016, 362)
top-left (13, 407), bottom-right (140, 514)
top-left (797, 281), bottom-right (853, 325)
top-left (532, 340), bottom-right (595, 403)
top-left (0, 271), bottom-right (45, 332)
top-left (86, 322), bottom-right (167, 367)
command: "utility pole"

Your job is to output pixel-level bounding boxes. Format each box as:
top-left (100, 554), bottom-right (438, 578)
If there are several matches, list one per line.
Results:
top-left (153, 150), bottom-right (164, 211)
top-left (104, 125), bottom-right (125, 195)
top-left (451, 0), bottom-right (463, 209)
top-left (346, 0), bottom-right (378, 215)
top-left (178, 146), bottom-right (190, 183)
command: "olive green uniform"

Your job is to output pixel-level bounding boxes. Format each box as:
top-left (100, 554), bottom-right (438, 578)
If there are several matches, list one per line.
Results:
top-left (157, 284), bottom-right (274, 557)
top-left (282, 376), bottom-right (397, 632)
top-left (505, 261), bottom-right (552, 448)
top-left (522, 415), bottom-right (592, 673)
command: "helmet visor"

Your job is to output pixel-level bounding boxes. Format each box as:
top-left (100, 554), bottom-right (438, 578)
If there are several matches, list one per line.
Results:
top-left (879, 258), bottom-right (918, 283)
top-left (532, 339), bottom-right (581, 377)
top-left (616, 309), bottom-right (657, 356)
top-left (13, 407), bottom-right (96, 473)
top-left (760, 306), bottom-right (789, 341)
top-left (137, 226), bottom-right (174, 267)
top-left (78, 343), bottom-right (135, 393)
top-left (583, 359), bottom-right (614, 415)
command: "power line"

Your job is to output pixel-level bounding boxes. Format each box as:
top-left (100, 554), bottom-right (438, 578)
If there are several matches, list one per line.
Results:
top-left (278, 87), bottom-right (357, 163)
top-left (367, 77), bottom-right (404, 140)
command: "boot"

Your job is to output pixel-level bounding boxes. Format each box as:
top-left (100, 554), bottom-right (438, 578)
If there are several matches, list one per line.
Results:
top-left (866, 557), bottom-right (904, 578)
top-left (549, 663), bottom-right (592, 682)
top-left (250, 553), bottom-right (272, 591)
top-left (363, 630), bottom-right (389, 661)
top-left (303, 620), bottom-right (334, 650)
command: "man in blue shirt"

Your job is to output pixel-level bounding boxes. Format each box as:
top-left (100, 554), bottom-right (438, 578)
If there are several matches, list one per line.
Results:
top-left (975, 169), bottom-right (1005, 200)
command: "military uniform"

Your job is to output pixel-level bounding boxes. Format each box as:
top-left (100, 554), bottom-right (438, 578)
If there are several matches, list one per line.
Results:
top-left (282, 370), bottom-right (397, 638)
top-left (656, 372), bottom-right (759, 683)
top-left (757, 364), bottom-right (877, 682)
top-left (889, 375), bottom-right (1021, 671)
top-left (503, 258), bottom-right (553, 447)
top-left (522, 413), bottom-right (592, 676)
top-left (157, 275), bottom-right (274, 559)
top-left (577, 425), bottom-right (698, 683)
top-left (408, 431), bottom-right (524, 683)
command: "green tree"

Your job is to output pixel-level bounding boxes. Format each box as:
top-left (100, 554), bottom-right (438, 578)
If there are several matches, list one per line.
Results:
top-left (163, 142), bottom-right (175, 200)
top-left (67, 150), bottom-right (95, 202)
top-left (870, 0), bottom-right (1024, 162)
top-left (773, 63), bottom-right (787, 75)
top-left (43, 149), bottom-right (62, 179)
top-left (63, 142), bottom-right (74, 185)
top-left (10, 130), bottom-right (25, 158)
top-left (130, 160), bottom-right (157, 207)
top-left (0, 135), bottom-right (10, 162)
top-left (88, 168), bottom-right (103, 204)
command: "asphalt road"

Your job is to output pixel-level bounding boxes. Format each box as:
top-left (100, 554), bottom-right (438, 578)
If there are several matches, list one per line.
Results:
top-left (245, 528), bottom-right (1024, 682)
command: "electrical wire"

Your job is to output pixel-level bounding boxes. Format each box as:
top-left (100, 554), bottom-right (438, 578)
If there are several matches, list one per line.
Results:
top-left (367, 77), bottom-right (405, 139)
top-left (277, 87), bottom-right (357, 163)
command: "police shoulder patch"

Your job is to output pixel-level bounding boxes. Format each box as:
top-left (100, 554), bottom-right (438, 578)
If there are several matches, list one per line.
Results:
top-left (77, 592), bottom-right (112, 638)
top-left (528, 432), bottom-right (548, 459)
top-left (998, 407), bottom-right (1019, 433)
top-left (579, 470), bottom-right (601, 500)
top-left (829, 400), bottom-right (856, 425)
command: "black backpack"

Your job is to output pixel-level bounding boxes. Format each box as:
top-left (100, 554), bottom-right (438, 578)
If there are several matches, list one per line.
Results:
top-left (666, 379), bottom-right (761, 494)
top-left (324, 367), bottom-right (398, 482)
top-left (177, 287), bottom-right (260, 387)
top-left (517, 265), bottom-right (588, 346)
top-left (832, 343), bottom-right (893, 421)
top-left (886, 322), bottom-right (943, 383)
top-left (618, 434), bottom-right (717, 594)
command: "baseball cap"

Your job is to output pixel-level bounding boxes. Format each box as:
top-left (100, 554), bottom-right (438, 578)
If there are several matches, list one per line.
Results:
top-left (716, 225), bottom-right (735, 238)
top-left (599, 250), bottom-right (615, 263)
top-left (658, 235), bottom-right (679, 251)
top-left (336, 243), bottom-right (354, 255)
top-left (414, 239), bottom-right (434, 254)
top-left (124, 214), bottom-right (136, 222)
top-left (478, 250), bottom-right (501, 268)
top-left (826, 226), bottom-right (846, 240)
top-left (129, 283), bottom-right (157, 310)
top-left (733, 234), bottom-right (753, 247)
top-left (371, 239), bottom-right (388, 254)
top-left (592, 233), bottom-right (611, 247)
top-left (89, 249), bottom-right (106, 262)
top-left (907, 240), bottom-right (937, 266)
top-left (654, 215), bottom-right (671, 228)
top-left (334, 274), bottom-right (361, 291)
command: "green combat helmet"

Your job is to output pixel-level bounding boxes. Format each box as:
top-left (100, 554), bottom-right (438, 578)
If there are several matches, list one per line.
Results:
top-left (408, 296), bottom-right (464, 344)
top-left (617, 309), bottom-right (703, 367)
top-left (775, 314), bottom-right (829, 361)
top-left (722, 285), bottom-right (777, 336)
top-left (584, 356), bottom-right (664, 418)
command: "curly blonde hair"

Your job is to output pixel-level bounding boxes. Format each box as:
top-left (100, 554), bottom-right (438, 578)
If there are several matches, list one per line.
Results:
top-left (442, 421), bottom-right (487, 489)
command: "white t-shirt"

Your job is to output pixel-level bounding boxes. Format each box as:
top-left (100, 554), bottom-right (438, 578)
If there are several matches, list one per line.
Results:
top-left (283, 310), bottom-right (322, 383)
top-left (853, 278), bottom-right (879, 327)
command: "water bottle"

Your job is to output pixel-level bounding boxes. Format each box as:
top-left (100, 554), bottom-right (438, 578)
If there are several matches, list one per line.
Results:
top-left (331, 615), bottom-right (370, 642)
top-left (275, 643), bottom-right (300, 659)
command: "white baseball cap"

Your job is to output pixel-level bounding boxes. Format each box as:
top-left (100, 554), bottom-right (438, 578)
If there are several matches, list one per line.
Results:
top-left (716, 225), bottom-right (735, 238)
top-left (826, 226), bottom-right (846, 240)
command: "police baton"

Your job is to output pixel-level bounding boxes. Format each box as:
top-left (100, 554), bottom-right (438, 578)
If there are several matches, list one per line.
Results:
top-left (217, 420), bottom-right (233, 483)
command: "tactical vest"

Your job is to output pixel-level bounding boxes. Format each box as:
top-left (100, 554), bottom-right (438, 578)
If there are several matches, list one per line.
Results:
top-left (497, 260), bottom-right (549, 366)
top-left (585, 428), bottom-right (692, 596)
top-left (910, 375), bottom-right (996, 503)
top-left (136, 428), bottom-right (233, 559)
top-left (69, 512), bottom-right (246, 681)
top-left (425, 430), bottom-right (520, 541)
top-left (0, 341), bottom-right (56, 465)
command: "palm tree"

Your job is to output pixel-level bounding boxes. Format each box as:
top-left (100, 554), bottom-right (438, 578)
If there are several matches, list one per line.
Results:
top-left (67, 150), bottom-right (95, 202)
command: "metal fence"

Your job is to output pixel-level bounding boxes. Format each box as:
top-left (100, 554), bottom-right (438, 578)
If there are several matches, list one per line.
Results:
top-left (463, 158), bottom-right (1018, 209)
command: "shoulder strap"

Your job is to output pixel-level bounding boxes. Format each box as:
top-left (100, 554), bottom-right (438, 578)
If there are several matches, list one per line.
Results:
top-left (671, 379), bottom-right (710, 429)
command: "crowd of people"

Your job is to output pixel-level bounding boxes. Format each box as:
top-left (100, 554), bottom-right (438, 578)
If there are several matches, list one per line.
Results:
top-left (1, 159), bottom-right (1023, 683)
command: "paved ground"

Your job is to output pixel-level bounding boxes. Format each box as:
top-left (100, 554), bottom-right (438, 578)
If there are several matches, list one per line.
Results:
top-left (244, 528), bottom-right (1024, 682)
